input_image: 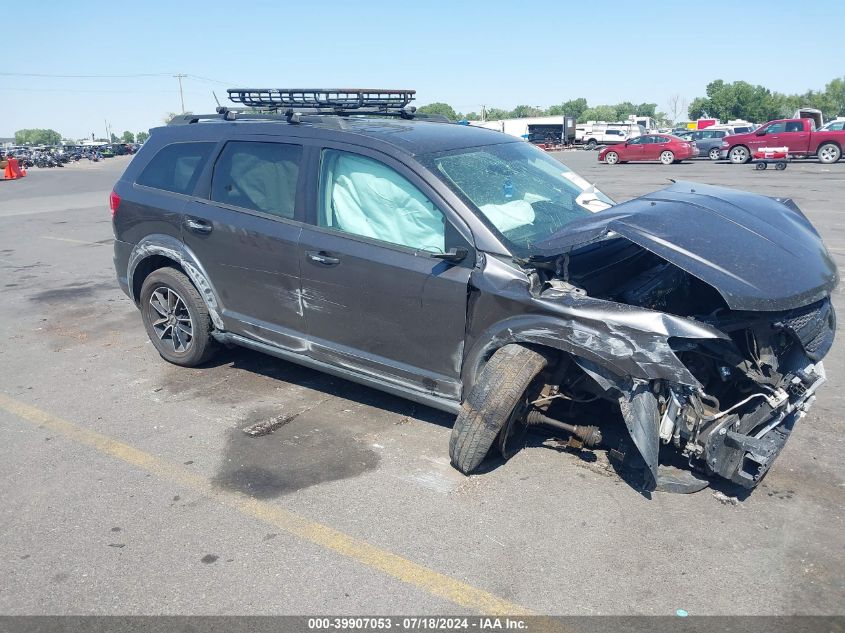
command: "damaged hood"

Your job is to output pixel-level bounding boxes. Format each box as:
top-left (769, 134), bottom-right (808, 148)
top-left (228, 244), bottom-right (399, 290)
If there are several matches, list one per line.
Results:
top-left (536, 181), bottom-right (839, 311)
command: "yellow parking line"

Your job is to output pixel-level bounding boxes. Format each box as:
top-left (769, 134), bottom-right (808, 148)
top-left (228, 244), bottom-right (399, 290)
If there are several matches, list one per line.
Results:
top-left (0, 393), bottom-right (532, 616)
top-left (39, 235), bottom-right (110, 246)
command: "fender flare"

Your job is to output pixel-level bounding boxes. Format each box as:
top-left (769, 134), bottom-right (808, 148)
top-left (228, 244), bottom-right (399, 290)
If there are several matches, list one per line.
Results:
top-left (127, 234), bottom-right (225, 330)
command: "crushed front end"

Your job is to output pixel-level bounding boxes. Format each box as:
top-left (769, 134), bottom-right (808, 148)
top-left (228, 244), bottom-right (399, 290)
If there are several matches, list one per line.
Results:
top-left (658, 297), bottom-right (833, 488)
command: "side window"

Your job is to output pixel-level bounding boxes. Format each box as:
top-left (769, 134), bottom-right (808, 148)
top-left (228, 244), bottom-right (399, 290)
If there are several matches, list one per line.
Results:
top-left (765, 122), bottom-right (787, 134)
top-left (784, 121), bottom-right (804, 133)
top-left (210, 141), bottom-right (301, 219)
top-left (319, 150), bottom-right (446, 253)
top-left (627, 137), bottom-right (643, 145)
top-left (136, 142), bottom-right (214, 195)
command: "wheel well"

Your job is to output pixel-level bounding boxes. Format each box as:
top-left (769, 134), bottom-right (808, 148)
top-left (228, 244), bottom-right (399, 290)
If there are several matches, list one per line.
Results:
top-left (819, 140), bottom-right (841, 151)
top-left (131, 255), bottom-right (186, 304)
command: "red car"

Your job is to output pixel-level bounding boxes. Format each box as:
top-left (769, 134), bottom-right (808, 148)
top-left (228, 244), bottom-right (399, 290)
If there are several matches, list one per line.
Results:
top-left (599, 134), bottom-right (697, 165)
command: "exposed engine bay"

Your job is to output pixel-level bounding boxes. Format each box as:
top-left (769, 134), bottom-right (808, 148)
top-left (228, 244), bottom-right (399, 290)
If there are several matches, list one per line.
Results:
top-left (520, 236), bottom-right (835, 490)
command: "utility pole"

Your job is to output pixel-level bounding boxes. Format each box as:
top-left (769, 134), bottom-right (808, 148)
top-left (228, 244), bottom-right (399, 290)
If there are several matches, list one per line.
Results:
top-left (173, 74), bottom-right (187, 113)
top-left (481, 105), bottom-right (486, 122)
top-left (104, 120), bottom-right (110, 142)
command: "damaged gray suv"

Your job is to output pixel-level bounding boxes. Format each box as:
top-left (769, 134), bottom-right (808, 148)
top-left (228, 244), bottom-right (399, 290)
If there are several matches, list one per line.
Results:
top-left (111, 89), bottom-right (837, 492)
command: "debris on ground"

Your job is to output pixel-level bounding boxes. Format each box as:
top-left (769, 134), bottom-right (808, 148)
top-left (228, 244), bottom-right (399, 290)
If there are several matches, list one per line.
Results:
top-left (712, 490), bottom-right (739, 506)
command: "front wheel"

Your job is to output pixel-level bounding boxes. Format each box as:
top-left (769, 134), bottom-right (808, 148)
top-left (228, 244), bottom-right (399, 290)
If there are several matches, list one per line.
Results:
top-left (585, 139), bottom-right (597, 150)
top-left (660, 150), bottom-right (675, 165)
top-left (604, 151), bottom-right (619, 165)
top-left (818, 143), bottom-right (841, 164)
top-left (140, 267), bottom-right (217, 367)
top-left (449, 345), bottom-right (547, 474)
top-left (709, 147), bottom-right (721, 160)
top-left (729, 146), bottom-right (750, 164)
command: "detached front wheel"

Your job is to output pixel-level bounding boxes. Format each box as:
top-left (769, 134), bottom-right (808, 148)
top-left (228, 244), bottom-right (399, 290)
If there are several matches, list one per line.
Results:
top-left (450, 345), bottom-right (547, 474)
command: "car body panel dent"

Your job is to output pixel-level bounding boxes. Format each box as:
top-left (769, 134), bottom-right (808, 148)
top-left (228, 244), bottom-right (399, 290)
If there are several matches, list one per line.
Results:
top-left (127, 234), bottom-right (225, 329)
top-left (535, 181), bottom-right (838, 312)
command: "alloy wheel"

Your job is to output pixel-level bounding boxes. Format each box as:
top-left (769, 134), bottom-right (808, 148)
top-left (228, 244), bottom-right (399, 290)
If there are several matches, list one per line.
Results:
top-left (148, 286), bottom-right (193, 353)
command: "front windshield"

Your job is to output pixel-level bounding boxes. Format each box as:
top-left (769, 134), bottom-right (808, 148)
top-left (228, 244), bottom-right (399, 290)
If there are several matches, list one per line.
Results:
top-left (421, 142), bottom-right (614, 254)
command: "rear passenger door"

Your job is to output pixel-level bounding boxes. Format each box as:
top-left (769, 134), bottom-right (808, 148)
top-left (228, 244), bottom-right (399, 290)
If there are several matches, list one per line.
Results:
top-left (297, 146), bottom-right (474, 401)
top-left (181, 139), bottom-right (307, 350)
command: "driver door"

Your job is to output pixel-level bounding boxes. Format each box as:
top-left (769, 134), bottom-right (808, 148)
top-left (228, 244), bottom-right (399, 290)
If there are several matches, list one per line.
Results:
top-left (622, 136), bottom-right (645, 160)
top-left (297, 146), bottom-right (475, 401)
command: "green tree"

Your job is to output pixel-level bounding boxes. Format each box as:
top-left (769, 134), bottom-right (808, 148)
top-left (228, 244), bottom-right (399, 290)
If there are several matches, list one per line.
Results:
top-left (485, 107), bottom-right (511, 120)
top-left (464, 112), bottom-right (479, 121)
top-left (14, 128), bottom-right (62, 145)
top-left (548, 98), bottom-right (588, 121)
top-left (110, 133), bottom-right (119, 143)
top-left (510, 104), bottom-right (545, 118)
top-left (416, 102), bottom-right (457, 120)
top-left (136, 131), bottom-right (150, 144)
top-left (635, 103), bottom-right (658, 117)
top-left (121, 131), bottom-right (135, 143)
top-left (614, 101), bottom-right (637, 121)
top-left (579, 105), bottom-right (617, 123)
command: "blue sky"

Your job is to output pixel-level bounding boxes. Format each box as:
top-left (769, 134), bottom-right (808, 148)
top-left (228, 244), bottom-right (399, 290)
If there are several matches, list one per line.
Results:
top-left (3, 0), bottom-right (844, 139)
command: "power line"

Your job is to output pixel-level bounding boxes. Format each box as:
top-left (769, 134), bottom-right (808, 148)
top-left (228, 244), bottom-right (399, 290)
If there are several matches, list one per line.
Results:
top-left (0, 72), bottom-right (172, 78)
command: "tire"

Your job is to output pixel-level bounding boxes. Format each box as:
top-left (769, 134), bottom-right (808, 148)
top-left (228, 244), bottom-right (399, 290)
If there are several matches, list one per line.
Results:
top-left (709, 147), bottom-right (721, 160)
top-left (585, 139), bottom-right (597, 150)
top-left (139, 267), bottom-right (217, 367)
top-left (660, 150), bottom-right (675, 165)
top-left (449, 345), bottom-right (547, 474)
top-left (776, 161), bottom-right (787, 170)
top-left (729, 146), bottom-right (750, 164)
top-left (817, 143), bottom-right (841, 164)
top-left (604, 151), bottom-right (619, 165)
top-left (756, 162), bottom-right (767, 170)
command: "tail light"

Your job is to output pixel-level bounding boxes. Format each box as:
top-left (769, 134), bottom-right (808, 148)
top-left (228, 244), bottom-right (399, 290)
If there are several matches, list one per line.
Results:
top-left (109, 190), bottom-right (121, 217)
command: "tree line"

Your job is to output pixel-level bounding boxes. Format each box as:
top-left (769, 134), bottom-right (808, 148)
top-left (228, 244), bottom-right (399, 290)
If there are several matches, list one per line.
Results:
top-left (13, 129), bottom-right (150, 146)
top-left (417, 76), bottom-right (845, 124)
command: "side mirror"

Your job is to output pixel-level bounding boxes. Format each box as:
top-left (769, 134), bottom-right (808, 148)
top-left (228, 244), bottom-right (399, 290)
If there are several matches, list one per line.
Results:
top-left (755, 128), bottom-right (766, 136)
top-left (430, 247), bottom-right (468, 263)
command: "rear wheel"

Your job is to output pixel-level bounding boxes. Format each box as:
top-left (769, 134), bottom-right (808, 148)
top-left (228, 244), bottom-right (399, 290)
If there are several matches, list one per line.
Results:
top-left (140, 267), bottom-right (217, 367)
top-left (756, 162), bottom-right (767, 170)
top-left (660, 150), bottom-right (675, 165)
top-left (818, 143), bottom-right (841, 164)
top-left (604, 151), bottom-right (619, 165)
top-left (449, 345), bottom-right (547, 474)
top-left (729, 146), bottom-right (750, 164)
top-left (585, 139), bottom-right (597, 150)
top-left (709, 147), bottom-right (721, 160)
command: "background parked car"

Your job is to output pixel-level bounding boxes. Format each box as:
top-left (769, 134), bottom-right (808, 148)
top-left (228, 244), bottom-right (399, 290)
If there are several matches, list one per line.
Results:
top-left (679, 128), bottom-right (732, 160)
top-left (599, 134), bottom-right (697, 165)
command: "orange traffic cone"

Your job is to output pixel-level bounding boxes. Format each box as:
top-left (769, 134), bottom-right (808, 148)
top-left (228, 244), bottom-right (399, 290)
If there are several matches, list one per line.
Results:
top-left (4, 157), bottom-right (26, 179)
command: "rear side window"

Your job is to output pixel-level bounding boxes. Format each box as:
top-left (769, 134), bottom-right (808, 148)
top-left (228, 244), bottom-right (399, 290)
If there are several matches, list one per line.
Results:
top-left (136, 142), bottom-right (214, 195)
top-left (210, 141), bottom-right (302, 219)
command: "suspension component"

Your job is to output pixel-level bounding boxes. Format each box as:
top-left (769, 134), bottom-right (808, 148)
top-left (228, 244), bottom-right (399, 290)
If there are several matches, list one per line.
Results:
top-left (525, 410), bottom-right (602, 447)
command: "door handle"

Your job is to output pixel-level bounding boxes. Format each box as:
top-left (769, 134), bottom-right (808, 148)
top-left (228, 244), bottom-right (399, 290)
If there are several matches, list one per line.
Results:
top-left (306, 251), bottom-right (340, 266)
top-left (185, 217), bottom-right (213, 234)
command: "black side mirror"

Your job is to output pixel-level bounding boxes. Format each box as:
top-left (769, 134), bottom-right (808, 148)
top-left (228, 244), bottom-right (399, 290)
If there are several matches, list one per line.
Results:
top-left (430, 247), bottom-right (468, 263)
top-left (755, 129), bottom-right (766, 136)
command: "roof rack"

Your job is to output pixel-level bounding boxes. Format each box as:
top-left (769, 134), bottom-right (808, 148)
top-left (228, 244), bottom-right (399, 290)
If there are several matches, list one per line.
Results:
top-left (227, 88), bottom-right (416, 112)
top-left (167, 88), bottom-right (451, 126)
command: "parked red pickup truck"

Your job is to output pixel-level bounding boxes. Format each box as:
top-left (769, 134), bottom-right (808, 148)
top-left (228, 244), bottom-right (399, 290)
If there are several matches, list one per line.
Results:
top-left (720, 118), bottom-right (845, 164)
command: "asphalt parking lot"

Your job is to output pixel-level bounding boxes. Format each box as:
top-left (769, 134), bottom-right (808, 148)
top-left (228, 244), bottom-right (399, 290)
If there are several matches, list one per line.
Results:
top-left (1, 151), bottom-right (843, 616)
